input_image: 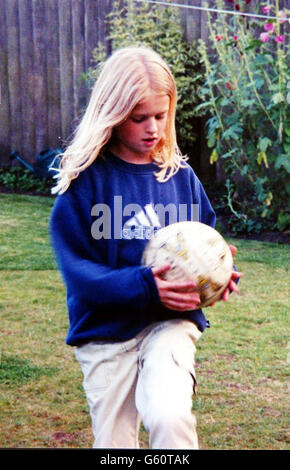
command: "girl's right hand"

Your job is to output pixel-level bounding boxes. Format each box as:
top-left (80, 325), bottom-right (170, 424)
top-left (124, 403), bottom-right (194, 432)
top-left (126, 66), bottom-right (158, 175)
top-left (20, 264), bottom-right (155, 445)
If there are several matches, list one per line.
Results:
top-left (152, 264), bottom-right (201, 312)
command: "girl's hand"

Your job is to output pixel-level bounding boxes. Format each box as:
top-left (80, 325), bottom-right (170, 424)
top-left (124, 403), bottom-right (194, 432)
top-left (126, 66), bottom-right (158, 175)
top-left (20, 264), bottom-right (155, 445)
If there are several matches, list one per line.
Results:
top-left (152, 245), bottom-right (243, 311)
top-left (152, 264), bottom-right (201, 312)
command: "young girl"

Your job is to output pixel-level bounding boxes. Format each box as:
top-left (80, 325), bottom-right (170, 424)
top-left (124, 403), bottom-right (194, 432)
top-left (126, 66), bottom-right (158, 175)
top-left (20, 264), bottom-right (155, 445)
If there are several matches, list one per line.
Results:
top-left (50, 46), bottom-right (240, 449)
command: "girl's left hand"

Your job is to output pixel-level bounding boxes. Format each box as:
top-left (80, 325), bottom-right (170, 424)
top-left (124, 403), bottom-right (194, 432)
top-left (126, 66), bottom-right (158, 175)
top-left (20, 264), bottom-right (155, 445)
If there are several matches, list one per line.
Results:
top-left (210, 245), bottom-right (243, 306)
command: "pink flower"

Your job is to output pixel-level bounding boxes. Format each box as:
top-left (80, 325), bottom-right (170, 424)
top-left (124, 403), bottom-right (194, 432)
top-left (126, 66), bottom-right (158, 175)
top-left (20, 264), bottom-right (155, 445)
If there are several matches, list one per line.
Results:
top-left (278, 10), bottom-right (287, 24)
top-left (264, 23), bottom-right (274, 32)
top-left (216, 35), bottom-right (224, 42)
top-left (260, 32), bottom-right (270, 43)
top-left (245, 0), bottom-right (251, 4)
top-left (262, 6), bottom-right (271, 14)
top-left (275, 35), bottom-right (285, 43)
top-left (226, 82), bottom-right (233, 90)
top-left (233, 35), bottom-right (238, 41)
top-left (235, 4), bottom-right (240, 10)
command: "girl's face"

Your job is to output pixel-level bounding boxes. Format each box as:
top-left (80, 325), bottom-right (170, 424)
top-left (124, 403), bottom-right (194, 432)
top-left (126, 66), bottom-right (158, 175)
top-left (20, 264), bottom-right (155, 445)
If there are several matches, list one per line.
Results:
top-left (111, 91), bottom-right (170, 164)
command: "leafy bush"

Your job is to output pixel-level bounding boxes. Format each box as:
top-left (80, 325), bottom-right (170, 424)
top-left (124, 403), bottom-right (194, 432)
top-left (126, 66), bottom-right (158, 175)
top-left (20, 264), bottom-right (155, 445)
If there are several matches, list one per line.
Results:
top-left (0, 167), bottom-right (53, 195)
top-left (85, 0), bottom-right (203, 157)
top-left (197, 0), bottom-right (289, 234)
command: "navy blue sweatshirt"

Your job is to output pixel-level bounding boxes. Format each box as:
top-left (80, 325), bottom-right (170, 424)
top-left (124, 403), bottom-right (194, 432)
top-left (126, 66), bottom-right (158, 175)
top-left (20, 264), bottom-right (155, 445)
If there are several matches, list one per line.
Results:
top-left (50, 152), bottom-right (216, 346)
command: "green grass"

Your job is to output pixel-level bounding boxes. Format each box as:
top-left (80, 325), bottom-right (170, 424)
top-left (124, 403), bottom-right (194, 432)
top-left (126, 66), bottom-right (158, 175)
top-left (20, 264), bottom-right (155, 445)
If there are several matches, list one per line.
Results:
top-left (0, 192), bottom-right (289, 449)
top-left (0, 354), bottom-right (57, 385)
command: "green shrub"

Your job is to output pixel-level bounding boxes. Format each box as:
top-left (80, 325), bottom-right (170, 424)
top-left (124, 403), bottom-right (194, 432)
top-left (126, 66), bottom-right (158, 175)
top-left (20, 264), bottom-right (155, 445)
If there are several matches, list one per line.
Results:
top-left (0, 167), bottom-right (53, 195)
top-left (196, 0), bottom-right (289, 234)
top-left (85, 0), bottom-right (203, 157)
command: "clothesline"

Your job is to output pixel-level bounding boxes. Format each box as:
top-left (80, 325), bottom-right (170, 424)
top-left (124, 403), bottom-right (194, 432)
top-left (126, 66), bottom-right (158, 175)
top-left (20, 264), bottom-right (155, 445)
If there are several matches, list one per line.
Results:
top-left (134, 0), bottom-right (288, 22)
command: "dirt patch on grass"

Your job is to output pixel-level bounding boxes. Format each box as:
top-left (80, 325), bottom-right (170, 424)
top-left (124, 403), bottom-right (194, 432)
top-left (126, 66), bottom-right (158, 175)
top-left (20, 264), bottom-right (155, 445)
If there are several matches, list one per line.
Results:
top-left (50, 431), bottom-right (80, 445)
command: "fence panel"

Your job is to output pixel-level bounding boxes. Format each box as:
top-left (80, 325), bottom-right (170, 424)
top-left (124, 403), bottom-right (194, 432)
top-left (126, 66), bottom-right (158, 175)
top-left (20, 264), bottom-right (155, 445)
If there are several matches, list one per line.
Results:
top-left (0, 0), bottom-right (209, 166)
top-left (0, 0), bottom-right (10, 159)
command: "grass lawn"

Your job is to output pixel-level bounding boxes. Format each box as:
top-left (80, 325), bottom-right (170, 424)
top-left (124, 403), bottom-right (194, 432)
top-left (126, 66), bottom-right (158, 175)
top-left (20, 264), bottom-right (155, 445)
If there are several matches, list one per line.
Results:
top-left (0, 192), bottom-right (289, 449)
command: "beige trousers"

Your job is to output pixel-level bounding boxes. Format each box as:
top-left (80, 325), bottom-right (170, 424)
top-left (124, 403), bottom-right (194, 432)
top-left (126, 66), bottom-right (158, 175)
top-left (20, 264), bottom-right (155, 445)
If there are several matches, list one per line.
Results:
top-left (75, 319), bottom-right (202, 449)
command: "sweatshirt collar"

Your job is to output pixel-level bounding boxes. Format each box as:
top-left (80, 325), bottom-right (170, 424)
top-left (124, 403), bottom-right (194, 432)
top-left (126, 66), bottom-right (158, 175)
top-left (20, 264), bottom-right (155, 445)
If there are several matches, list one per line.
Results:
top-left (105, 151), bottom-right (159, 174)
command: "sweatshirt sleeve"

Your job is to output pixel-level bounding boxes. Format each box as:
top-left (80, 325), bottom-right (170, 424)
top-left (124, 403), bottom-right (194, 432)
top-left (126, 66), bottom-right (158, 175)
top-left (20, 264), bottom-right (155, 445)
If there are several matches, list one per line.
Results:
top-left (49, 188), bottom-right (159, 309)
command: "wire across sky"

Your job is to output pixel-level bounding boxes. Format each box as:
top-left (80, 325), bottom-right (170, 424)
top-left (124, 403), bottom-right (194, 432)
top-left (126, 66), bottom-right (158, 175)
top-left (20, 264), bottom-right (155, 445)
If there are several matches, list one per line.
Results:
top-left (134, 0), bottom-right (289, 22)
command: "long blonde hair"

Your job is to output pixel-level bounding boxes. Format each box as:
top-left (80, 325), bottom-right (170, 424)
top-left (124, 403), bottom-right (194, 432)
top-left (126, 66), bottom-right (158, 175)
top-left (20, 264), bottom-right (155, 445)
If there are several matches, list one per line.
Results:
top-left (51, 46), bottom-right (186, 195)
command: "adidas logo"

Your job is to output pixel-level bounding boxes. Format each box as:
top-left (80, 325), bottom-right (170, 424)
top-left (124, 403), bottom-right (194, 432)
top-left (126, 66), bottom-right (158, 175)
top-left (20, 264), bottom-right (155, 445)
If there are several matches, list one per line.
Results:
top-left (122, 204), bottom-right (161, 240)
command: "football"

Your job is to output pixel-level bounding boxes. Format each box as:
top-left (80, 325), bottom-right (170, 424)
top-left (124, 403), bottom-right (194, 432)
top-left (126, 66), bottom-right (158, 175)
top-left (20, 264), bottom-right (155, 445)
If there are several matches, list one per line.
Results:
top-left (142, 221), bottom-right (233, 309)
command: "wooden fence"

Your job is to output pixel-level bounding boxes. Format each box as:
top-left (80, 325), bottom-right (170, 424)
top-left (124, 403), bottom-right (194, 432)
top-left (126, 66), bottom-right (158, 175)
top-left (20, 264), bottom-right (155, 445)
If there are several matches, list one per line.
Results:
top-left (0, 0), bottom-right (215, 167)
top-left (0, 0), bottom-right (286, 168)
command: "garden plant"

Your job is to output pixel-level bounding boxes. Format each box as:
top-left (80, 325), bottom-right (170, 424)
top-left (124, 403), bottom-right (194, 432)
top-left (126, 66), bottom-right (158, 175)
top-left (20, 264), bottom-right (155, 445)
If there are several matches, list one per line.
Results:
top-left (197, 0), bottom-right (289, 234)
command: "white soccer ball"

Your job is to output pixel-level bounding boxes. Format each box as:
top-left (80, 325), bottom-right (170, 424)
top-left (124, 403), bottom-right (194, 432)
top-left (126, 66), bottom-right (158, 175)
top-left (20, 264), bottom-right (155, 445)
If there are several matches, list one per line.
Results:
top-left (142, 221), bottom-right (233, 309)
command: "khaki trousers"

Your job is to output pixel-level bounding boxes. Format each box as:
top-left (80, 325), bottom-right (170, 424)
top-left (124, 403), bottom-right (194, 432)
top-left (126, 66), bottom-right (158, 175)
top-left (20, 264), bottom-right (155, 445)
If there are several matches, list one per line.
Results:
top-left (75, 319), bottom-right (202, 449)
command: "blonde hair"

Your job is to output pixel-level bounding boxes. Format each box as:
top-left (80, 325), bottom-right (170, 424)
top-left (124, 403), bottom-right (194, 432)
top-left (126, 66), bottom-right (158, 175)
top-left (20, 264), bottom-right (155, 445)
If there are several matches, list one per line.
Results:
top-left (51, 46), bottom-right (187, 195)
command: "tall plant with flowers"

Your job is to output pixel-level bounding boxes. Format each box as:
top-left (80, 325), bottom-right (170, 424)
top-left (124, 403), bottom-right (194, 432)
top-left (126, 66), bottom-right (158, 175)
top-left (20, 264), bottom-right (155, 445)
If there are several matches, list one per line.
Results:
top-left (197, 0), bottom-right (289, 234)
